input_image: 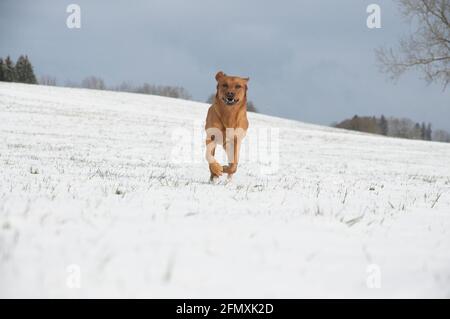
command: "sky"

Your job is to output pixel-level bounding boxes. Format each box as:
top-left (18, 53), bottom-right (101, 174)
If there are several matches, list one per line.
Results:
top-left (1, 0), bottom-right (449, 130)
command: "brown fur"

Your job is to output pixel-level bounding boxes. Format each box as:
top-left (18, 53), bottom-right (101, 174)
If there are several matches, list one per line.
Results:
top-left (205, 71), bottom-right (249, 181)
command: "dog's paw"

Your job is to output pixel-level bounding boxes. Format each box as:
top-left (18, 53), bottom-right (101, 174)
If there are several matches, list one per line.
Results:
top-left (222, 164), bottom-right (237, 175)
top-left (210, 176), bottom-right (219, 184)
top-left (209, 162), bottom-right (223, 176)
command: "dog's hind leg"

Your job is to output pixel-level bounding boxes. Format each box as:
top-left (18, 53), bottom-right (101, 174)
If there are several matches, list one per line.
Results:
top-left (224, 135), bottom-right (241, 179)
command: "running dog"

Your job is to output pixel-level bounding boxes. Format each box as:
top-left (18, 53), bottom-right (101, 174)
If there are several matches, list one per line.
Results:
top-left (204, 71), bottom-right (249, 182)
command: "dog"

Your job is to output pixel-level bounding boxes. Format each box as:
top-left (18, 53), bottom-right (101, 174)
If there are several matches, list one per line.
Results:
top-left (205, 71), bottom-right (249, 182)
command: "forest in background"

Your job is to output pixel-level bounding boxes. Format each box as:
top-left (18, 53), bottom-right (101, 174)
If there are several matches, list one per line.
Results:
top-left (333, 115), bottom-right (450, 143)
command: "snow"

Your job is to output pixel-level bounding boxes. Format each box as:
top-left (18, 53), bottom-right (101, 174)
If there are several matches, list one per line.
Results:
top-left (0, 82), bottom-right (449, 298)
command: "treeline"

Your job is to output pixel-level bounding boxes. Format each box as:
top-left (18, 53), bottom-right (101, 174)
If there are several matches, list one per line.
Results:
top-left (0, 55), bottom-right (37, 84)
top-left (1, 54), bottom-right (192, 100)
top-left (109, 81), bottom-right (192, 100)
top-left (334, 115), bottom-right (450, 143)
top-left (40, 75), bottom-right (193, 100)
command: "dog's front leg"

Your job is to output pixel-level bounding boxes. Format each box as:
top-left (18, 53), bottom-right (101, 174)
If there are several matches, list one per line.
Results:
top-left (224, 130), bottom-right (244, 179)
top-left (205, 128), bottom-right (223, 181)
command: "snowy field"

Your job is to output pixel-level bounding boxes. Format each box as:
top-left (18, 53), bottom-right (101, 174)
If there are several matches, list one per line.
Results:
top-left (0, 82), bottom-right (449, 298)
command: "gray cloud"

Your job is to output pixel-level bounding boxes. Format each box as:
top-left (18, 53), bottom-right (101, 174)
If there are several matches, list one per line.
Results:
top-left (1, 0), bottom-right (449, 130)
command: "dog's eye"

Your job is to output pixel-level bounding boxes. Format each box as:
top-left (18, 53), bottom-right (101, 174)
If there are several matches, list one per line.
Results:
top-left (222, 84), bottom-right (228, 88)
top-left (235, 85), bottom-right (242, 89)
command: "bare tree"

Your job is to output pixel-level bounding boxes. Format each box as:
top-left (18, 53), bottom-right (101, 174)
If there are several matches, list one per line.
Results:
top-left (81, 76), bottom-right (105, 90)
top-left (134, 83), bottom-right (192, 99)
top-left (115, 81), bottom-right (135, 92)
top-left (388, 117), bottom-right (416, 138)
top-left (39, 75), bottom-right (57, 86)
top-left (64, 80), bottom-right (81, 88)
top-left (376, 0), bottom-right (450, 88)
top-left (433, 129), bottom-right (450, 141)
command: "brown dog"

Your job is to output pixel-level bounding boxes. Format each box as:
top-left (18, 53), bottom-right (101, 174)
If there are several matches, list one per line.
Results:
top-left (205, 71), bottom-right (249, 182)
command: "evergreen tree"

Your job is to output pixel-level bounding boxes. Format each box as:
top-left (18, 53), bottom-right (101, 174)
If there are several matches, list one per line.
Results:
top-left (379, 115), bottom-right (388, 135)
top-left (15, 55), bottom-right (27, 83)
top-left (420, 122), bottom-right (426, 140)
top-left (334, 115), bottom-right (441, 143)
top-left (15, 55), bottom-right (37, 84)
top-left (426, 123), bottom-right (432, 141)
top-left (3, 56), bottom-right (16, 82)
top-left (0, 58), bottom-right (4, 81)
top-left (349, 115), bottom-right (360, 131)
top-left (413, 123), bottom-right (422, 139)
top-left (25, 55), bottom-right (37, 84)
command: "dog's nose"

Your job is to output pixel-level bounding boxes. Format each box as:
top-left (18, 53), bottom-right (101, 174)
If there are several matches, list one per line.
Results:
top-left (226, 92), bottom-right (234, 98)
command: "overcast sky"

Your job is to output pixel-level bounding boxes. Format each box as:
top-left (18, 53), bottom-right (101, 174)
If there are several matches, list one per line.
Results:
top-left (1, 0), bottom-right (449, 130)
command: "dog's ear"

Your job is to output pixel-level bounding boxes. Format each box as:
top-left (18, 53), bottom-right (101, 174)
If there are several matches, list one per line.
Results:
top-left (215, 71), bottom-right (226, 81)
top-left (242, 77), bottom-right (249, 82)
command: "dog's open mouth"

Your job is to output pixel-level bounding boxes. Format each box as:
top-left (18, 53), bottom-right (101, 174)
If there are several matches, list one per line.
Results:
top-left (222, 97), bottom-right (239, 105)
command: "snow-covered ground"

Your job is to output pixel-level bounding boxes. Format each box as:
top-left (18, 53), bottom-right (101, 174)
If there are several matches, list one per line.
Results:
top-left (0, 82), bottom-right (449, 298)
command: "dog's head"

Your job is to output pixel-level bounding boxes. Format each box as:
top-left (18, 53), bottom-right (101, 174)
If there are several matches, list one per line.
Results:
top-left (215, 71), bottom-right (249, 106)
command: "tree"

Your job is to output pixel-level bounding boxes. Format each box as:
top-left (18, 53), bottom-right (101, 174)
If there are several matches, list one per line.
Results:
top-left (15, 56), bottom-right (27, 82)
top-left (358, 117), bottom-right (378, 133)
top-left (64, 80), bottom-right (81, 88)
top-left (112, 81), bottom-right (135, 92)
top-left (433, 129), bottom-right (450, 142)
top-left (426, 122), bottom-right (433, 140)
top-left (413, 122), bottom-right (422, 139)
top-left (350, 115), bottom-right (360, 131)
top-left (39, 75), bottom-right (57, 86)
top-left (24, 55), bottom-right (37, 84)
top-left (0, 58), bottom-right (4, 81)
top-left (334, 115), bottom-right (449, 143)
top-left (3, 56), bottom-right (16, 82)
top-left (376, 0), bottom-right (450, 88)
top-left (379, 115), bottom-right (388, 135)
top-left (398, 118), bottom-right (416, 138)
top-left (81, 76), bottom-right (105, 90)
top-left (134, 83), bottom-right (192, 99)
top-left (420, 122), bottom-right (427, 139)
top-left (15, 55), bottom-right (37, 84)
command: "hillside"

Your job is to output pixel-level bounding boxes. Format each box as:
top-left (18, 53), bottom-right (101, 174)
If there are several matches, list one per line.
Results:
top-left (1, 82), bottom-right (449, 298)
